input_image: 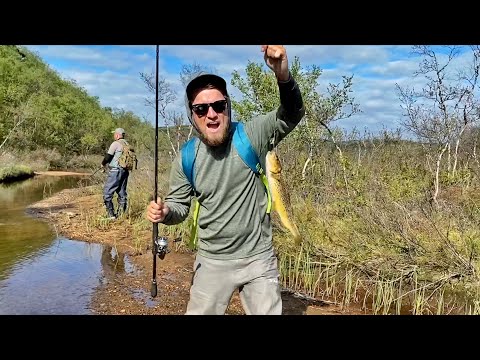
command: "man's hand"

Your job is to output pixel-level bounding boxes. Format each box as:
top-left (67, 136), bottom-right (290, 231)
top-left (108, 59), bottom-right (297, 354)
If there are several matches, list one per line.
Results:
top-left (146, 197), bottom-right (170, 223)
top-left (261, 45), bottom-right (289, 81)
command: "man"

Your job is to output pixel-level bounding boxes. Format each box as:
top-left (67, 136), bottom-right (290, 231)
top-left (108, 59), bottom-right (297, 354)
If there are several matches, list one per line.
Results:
top-left (146, 45), bottom-right (305, 315)
top-left (101, 127), bottom-right (130, 219)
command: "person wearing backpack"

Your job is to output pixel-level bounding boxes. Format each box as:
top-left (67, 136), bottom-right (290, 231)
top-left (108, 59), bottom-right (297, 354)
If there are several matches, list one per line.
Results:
top-left (101, 127), bottom-right (133, 219)
top-left (146, 45), bottom-right (305, 315)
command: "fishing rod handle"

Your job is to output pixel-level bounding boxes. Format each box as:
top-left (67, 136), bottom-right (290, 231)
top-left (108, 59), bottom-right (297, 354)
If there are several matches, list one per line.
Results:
top-left (151, 280), bottom-right (158, 298)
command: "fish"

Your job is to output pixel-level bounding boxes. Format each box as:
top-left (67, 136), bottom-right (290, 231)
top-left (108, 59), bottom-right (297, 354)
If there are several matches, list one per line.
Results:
top-left (265, 149), bottom-right (302, 246)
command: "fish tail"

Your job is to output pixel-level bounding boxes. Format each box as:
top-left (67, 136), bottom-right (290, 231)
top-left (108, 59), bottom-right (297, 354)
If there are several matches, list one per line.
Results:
top-left (278, 209), bottom-right (302, 246)
top-left (291, 222), bottom-right (302, 246)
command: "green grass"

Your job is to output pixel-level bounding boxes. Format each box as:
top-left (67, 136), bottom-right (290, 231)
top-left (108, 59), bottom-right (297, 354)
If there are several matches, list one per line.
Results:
top-left (0, 165), bottom-right (34, 183)
top-left (8, 139), bottom-right (480, 315)
top-left (269, 140), bottom-right (480, 315)
top-left (112, 143), bottom-right (480, 315)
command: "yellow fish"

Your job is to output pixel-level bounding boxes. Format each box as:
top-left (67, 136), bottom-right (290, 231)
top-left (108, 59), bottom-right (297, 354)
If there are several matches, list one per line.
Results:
top-left (265, 149), bottom-right (302, 246)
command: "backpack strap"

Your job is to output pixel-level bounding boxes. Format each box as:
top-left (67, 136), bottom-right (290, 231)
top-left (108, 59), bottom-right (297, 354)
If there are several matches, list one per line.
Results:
top-left (180, 137), bottom-right (200, 250)
top-left (231, 122), bottom-right (260, 174)
top-left (232, 122), bottom-right (272, 214)
top-left (188, 200), bottom-right (201, 250)
top-left (181, 137), bottom-right (198, 189)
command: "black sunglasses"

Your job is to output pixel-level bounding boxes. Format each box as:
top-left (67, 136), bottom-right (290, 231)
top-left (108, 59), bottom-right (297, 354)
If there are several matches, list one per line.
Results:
top-left (191, 99), bottom-right (227, 117)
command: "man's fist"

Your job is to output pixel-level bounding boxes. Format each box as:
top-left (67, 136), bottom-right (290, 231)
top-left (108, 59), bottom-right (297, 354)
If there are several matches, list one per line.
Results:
top-left (261, 45), bottom-right (289, 82)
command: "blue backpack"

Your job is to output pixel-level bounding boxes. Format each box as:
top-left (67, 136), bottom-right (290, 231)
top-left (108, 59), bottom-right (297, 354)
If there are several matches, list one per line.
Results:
top-left (181, 121), bottom-right (272, 250)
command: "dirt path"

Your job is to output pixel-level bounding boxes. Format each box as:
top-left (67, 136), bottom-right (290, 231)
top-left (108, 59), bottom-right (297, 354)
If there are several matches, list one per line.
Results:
top-left (26, 185), bottom-right (366, 315)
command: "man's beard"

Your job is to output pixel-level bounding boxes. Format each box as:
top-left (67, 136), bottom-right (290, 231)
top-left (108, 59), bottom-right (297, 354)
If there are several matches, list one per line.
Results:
top-left (199, 121), bottom-right (230, 147)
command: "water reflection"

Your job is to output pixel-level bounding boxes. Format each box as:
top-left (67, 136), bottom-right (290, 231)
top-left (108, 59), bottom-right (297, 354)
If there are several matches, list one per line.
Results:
top-left (100, 245), bottom-right (127, 284)
top-left (0, 176), bottom-right (83, 281)
top-left (0, 175), bottom-right (133, 315)
top-left (0, 238), bottom-right (103, 314)
top-left (0, 238), bottom-right (135, 315)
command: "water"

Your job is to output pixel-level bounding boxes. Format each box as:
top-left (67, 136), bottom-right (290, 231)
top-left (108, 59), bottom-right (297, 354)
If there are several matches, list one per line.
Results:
top-left (1, 238), bottom-right (106, 314)
top-left (0, 175), bottom-right (130, 315)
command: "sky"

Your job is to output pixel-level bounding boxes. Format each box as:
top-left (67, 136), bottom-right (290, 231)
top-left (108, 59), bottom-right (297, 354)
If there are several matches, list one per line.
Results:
top-left (22, 45), bottom-right (474, 137)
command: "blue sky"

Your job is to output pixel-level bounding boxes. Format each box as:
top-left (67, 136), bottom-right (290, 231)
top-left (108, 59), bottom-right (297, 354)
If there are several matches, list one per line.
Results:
top-left (23, 45), bottom-right (473, 136)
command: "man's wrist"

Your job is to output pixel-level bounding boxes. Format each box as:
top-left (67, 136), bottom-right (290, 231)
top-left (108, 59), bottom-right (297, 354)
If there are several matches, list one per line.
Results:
top-left (276, 71), bottom-right (291, 83)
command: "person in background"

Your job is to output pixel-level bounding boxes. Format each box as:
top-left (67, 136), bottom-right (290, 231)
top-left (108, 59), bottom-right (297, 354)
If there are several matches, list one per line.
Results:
top-left (101, 128), bottom-right (130, 219)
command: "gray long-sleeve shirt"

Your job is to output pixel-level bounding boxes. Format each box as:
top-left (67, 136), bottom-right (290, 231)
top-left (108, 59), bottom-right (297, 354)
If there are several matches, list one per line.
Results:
top-left (162, 75), bottom-right (305, 260)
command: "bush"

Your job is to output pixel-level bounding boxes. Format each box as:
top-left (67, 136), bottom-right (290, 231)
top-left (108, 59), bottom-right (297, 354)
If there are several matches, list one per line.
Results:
top-left (0, 164), bottom-right (34, 183)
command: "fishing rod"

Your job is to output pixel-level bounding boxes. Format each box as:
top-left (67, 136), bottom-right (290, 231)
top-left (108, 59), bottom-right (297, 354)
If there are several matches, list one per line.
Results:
top-left (151, 45), bottom-right (169, 298)
top-left (91, 166), bottom-right (105, 177)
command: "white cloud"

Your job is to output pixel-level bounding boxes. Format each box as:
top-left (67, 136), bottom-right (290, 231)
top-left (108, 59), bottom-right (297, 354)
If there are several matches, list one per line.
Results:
top-left (23, 45), bottom-right (476, 135)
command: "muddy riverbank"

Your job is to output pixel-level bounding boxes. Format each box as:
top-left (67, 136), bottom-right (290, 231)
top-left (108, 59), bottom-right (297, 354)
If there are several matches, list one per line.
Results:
top-left (25, 173), bottom-right (365, 315)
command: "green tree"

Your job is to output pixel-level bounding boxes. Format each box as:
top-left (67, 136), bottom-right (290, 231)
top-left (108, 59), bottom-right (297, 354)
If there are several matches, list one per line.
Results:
top-left (0, 45), bottom-right (149, 167)
top-left (230, 56), bottom-right (361, 188)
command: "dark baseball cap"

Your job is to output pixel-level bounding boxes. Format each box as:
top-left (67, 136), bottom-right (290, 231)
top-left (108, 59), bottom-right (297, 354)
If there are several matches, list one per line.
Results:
top-left (185, 73), bottom-right (228, 101)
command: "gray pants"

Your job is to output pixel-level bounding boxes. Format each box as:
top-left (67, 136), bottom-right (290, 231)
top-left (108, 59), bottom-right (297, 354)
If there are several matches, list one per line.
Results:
top-left (186, 248), bottom-right (282, 315)
top-left (103, 168), bottom-right (129, 207)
